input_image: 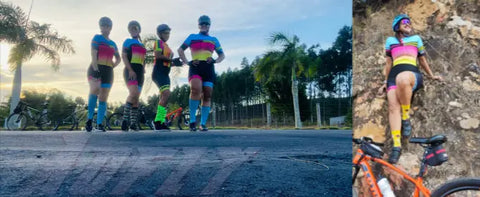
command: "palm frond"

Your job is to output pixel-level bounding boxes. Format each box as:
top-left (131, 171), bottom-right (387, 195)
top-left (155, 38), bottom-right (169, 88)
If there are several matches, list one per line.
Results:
top-left (0, 2), bottom-right (28, 43)
top-left (35, 44), bottom-right (61, 71)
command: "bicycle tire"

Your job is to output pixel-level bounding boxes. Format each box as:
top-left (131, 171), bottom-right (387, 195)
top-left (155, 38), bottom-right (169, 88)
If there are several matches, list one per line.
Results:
top-left (106, 113), bottom-right (124, 130)
top-left (431, 178), bottom-right (480, 197)
top-left (6, 113), bottom-right (28, 130)
top-left (177, 114), bottom-right (189, 130)
top-left (38, 114), bottom-right (54, 131)
top-left (53, 115), bottom-right (76, 131)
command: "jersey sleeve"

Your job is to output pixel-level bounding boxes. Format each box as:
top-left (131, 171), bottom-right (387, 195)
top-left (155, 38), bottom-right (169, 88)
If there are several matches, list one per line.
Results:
top-left (416, 35), bottom-right (425, 56)
top-left (385, 37), bottom-right (395, 57)
top-left (213, 37), bottom-right (224, 55)
top-left (180, 34), bottom-right (193, 50)
top-left (122, 39), bottom-right (131, 54)
top-left (91, 35), bottom-right (100, 50)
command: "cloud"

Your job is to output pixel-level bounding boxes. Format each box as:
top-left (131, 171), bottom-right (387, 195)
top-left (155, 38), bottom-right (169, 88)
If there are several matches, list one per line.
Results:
top-left (2, 0), bottom-right (352, 103)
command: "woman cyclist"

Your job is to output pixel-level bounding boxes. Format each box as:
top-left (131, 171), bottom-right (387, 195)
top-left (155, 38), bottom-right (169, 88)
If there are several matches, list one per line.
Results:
top-left (152, 24), bottom-right (174, 131)
top-left (178, 15), bottom-right (225, 131)
top-left (380, 14), bottom-right (442, 163)
top-left (120, 20), bottom-right (147, 131)
top-left (86, 16), bottom-right (121, 132)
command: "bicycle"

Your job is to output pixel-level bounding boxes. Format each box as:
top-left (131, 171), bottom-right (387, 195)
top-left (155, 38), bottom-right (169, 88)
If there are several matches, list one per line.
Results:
top-left (6, 101), bottom-right (54, 131)
top-left (352, 135), bottom-right (480, 197)
top-left (106, 105), bottom-right (154, 130)
top-left (53, 104), bottom-right (98, 131)
top-left (165, 107), bottom-right (190, 130)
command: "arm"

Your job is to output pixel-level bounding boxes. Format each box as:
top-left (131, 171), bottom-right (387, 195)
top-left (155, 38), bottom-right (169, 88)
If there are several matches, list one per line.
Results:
top-left (122, 51), bottom-right (135, 79)
top-left (215, 53), bottom-right (225, 63)
top-left (378, 56), bottom-right (392, 96)
top-left (418, 56), bottom-right (442, 80)
top-left (113, 53), bottom-right (121, 68)
top-left (90, 49), bottom-right (98, 71)
top-left (155, 51), bottom-right (172, 62)
top-left (177, 47), bottom-right (188, 65)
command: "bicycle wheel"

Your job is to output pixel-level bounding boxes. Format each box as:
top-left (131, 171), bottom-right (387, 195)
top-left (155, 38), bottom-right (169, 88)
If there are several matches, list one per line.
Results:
top-left (431, 178), bottom-right (480, 197)
top-left (7, 113), bottom-right (28, 130)
top-left (107, 113), bottom-right (124, 130)
top-left (177, 114), bottom-right (189, 130)
top-left (38, 114), bottom-right (54, 131)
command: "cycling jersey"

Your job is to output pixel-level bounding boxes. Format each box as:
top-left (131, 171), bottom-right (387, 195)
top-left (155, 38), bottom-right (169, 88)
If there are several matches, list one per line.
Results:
top-left (91, 34), bottom-right (119, 67)
top-left (122, 38), bottom-right (146, 66)
top-left (154, 39), bottom-right (173, 67)
top-left (385, 35), bottom-right (425, 67)
top-left (180, 33), bottom-right (223, 61)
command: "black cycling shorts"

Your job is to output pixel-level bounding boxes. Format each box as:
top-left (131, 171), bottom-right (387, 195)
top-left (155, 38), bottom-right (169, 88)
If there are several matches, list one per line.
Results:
top-left (123, 63), bottom-right (145, 89)
top-left (88, 65), bottom-right (113, 88)
top-left (188, 61), bottom-right (215, 87)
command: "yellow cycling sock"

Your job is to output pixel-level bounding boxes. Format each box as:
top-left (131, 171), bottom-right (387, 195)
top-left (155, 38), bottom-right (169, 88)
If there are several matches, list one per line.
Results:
top-left (392, 130), bottom-right (402, 147)
top-left (401, 104), bottom-right (410, 120)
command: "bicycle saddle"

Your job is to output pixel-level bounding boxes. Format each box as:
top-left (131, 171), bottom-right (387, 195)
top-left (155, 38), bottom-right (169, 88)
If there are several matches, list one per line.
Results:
top-left (409, 135), bottom-right (447, 146)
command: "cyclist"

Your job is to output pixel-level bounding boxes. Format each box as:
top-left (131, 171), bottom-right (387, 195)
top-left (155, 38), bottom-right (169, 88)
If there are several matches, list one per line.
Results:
top-left (120, 20), bottom-right (147, 132)
top-left (86, 16), bottom-right (121, 132)
top-left (178, 15), bottom-right (225, 131)
top-left (379, 14), bottom-right (442, 163)
top-left (152, 24), bottom-right (174, 131)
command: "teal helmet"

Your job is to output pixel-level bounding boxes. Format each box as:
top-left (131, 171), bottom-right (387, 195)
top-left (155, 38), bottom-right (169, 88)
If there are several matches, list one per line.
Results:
top-left (99, 16), bottom-right (112, 27)
top-left (198, 15), bottom-right (211, 25)
top-left (392, 14), bottom-right (410, 32)
top-left (128, 20), bottom-right (141, 32)
top-left (156, 24), bottom-right (171, 33)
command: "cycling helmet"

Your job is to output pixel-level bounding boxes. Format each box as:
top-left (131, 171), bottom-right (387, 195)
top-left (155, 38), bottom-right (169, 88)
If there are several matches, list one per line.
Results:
top-left (156, 24), bottom-right (171, 33)
top-left (99, 16), bottom-right (112, 27)
top-left (198, 15), bottom-right (211, 25)
top-left (128, 20), bottom-right (141, 32)
top-left (392, 14), bottom-right (410, 32)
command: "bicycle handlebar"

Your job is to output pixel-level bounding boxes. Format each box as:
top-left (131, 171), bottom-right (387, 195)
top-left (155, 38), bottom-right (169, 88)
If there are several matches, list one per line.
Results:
top-left (353, 137), bottom-right (385, 146)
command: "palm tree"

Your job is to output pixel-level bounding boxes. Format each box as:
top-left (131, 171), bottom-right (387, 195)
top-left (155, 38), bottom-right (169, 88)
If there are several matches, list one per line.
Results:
top-left (255, 33), bottom-right (308, 129)
top-left (1, 2), bottom-right (75, 114)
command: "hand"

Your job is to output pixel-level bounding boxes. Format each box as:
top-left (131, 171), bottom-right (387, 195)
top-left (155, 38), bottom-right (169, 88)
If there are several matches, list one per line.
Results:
top-left (92, 70), bottom-right (101, 79)
top-left (128, 69), bottom-right (137, 80)
top-left (377, 84), bottom-right (387, 97)
top-left (206, 57), bottom-right (215, 64)
top-left (431, 75), bottom-right (443, 81)
top-left (191, 60), bottom-right (200, 66)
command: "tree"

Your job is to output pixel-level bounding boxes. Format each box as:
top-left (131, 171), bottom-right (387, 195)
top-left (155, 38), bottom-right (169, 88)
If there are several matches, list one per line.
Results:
top-left (1, 2), bottom-right (75, 114)
top-left (255, 33), bottom-right (308, 129)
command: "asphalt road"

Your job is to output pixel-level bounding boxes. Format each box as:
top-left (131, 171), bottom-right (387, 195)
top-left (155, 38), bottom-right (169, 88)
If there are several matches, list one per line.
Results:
top-left (0, 129), bottom-right (352, 196)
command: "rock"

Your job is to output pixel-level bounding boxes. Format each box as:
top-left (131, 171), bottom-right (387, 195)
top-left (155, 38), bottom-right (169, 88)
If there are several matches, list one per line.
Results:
top-left (460, 118), bottom-right (480, 129)
top-left (462, 113), bottom-right (470, 118)
top-left (462, 79), bottom-right (480, 91)
top-left (448, 101), bottom-right (463, 108)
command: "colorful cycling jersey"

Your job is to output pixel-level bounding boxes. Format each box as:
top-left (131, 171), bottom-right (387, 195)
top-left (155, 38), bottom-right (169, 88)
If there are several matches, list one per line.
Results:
top-left (385, 35), bottom-right (425, 67)
top-left (122, 38), bottom-right (146, 66)
top-left (180, 33), bottom-right (223, 61)
top-left (91, 34), bottom-right (119, 67)
top-left (154, 40), bottom-right (173, 67)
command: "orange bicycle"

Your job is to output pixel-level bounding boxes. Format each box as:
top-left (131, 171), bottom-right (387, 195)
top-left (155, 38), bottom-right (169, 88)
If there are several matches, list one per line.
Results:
top-left (165, 107), bottom-right (189, 130)
top-left (352, 135), bottom-right (480, 197)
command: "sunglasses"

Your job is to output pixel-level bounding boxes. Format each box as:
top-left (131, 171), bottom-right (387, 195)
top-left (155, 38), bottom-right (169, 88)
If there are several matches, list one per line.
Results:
top-left (199, 22), bottom-right (210, 26)
top-left (401, 19), bottom-right (411, 25)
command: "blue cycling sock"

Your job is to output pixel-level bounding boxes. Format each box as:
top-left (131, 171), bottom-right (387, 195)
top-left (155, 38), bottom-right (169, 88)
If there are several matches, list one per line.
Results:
top-left (189, 99), bottom-right (200, 123)
top-left (200, 106), bottom-right (210, 126)
top-left (97, 101), bottom-right (107, 125)
top-left (87, 94), bottom-right (97, 120)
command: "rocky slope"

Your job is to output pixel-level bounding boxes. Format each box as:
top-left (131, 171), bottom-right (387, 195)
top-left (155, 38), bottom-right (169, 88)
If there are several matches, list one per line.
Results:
top-left (353, 0), bottom-right (480, 196)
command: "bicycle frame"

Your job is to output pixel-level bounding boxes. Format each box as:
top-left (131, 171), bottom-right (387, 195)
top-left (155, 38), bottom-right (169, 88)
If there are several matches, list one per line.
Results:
top-left (165, 107), bottom-right (183, 123)
top-left (353, 149), bottom-right (431, 197)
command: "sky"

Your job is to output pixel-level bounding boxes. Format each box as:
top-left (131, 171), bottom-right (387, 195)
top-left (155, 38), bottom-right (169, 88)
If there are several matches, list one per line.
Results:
top-left (0, 0), bottom-right (352, 104)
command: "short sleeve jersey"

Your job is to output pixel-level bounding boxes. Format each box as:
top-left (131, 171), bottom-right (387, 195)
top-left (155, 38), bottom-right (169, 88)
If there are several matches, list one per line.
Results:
top-left (154, 40), bottom-right (173, 67)
top-left (91, 34), bottom-right (119, 67)
top-left (385, 35), bottom-right (425, 67)
top-left (180, 33), bottom-right (223, 61)
top-left (122, 38), bottom-right (147, 66)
